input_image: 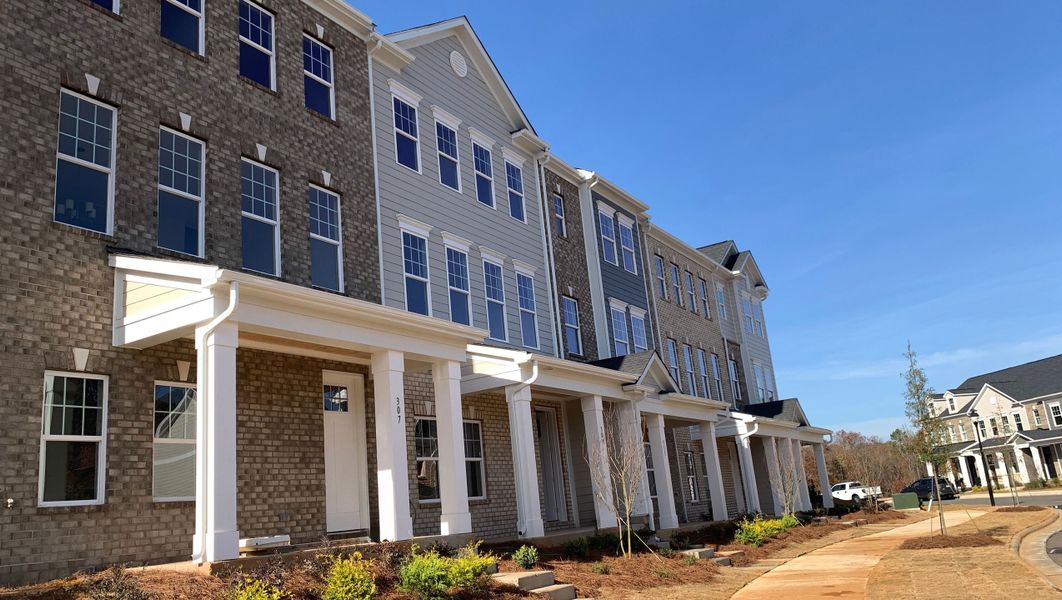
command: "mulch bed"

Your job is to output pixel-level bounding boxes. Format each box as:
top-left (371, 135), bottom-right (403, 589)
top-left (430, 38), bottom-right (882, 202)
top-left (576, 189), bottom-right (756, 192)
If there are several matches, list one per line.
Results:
top-left (996, 506), bottom-right (1047, 513)
top-left (898, 534), bottom-right (1002, 550)
top-left (500, 554), bottom-right (718, 599)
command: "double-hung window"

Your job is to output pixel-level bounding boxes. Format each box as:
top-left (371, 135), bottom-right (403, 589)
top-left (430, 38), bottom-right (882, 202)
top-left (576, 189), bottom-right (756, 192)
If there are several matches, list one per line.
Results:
top-left (699, 279), bottom-right (711, 316)
top-left (463, 421), bottom-right (486, 498)
top-left (402, 231), bottom-right (430, 315)
top-left (445, 247), bottom-right (471, 326)
top-left (753, 364), bottom-right (767, 402)
top-left (553, 194), bottom-right (566, 237)
top-left (303, 36), bottom-right (335, 119)
top-left (392, 95), bottom-right (420, 171)
top-left (153, 382), bottom-right (196, 501)
top-left (618, 219), bottom-right (636, 273)
top-left (959, 424), bottom-right (968, 441)
top-left (685, 452), bottom-right (700, 501)
top-left (728, 358), bottom-right (742, 402)
top-left (989, 418), bottom-right (999, 436)
top-left (753, 302), bottom-right (765, 337)
top-left (645, 442), bottom-right (657, 499)
top-left (666, 339), bottom-right (681, 388)
top-left (670, 264), bottom-right (682, 305)
top-left (685, 271), bottom-right (697, 312)
top-left (483, 259), bottom-right (507, 341)
top-left (711, 354), bottom-right (724, 402)
top-left (1051, 404), bottom-right (1062, 427)
top-left (947, 425), bottom-right (956, 443)
top-left (654, 256), bottom-right (667, 299)
top-left (161, 0), bottom-right (204, 54)
top-left (238, 1), bottom-right (275, 89)
top-left (91, 0), bottom-right (119, 12)
top-left (697, 350), bottom-right (711, 399)
top-left (1001, 415), bottom-right (1012, 435)
top-left (1013, 411), bottom-right (1025, 432)
top-left (599, 211), bottom-right (617, 264)
top-left (505, 161), bottom-right (525, 222)
top-left (472, 142), bottom-right (494, 207)
top-left (435, 115), bottom-right (460, 191)
top-left (976, 420), bottom-right (988, 438)
top-left (1034, 407), bottom-right (1043, 427)
top-left (40, 372), bottom-right (108, 506)
top-left (54, 90), bottom-right (116, 234)
top-left (683, 345), bottom-right (697, 396)
top-left (561, 296), bottom-right (582, 356)
top-left (157, 127), bottom-right (205, 256)
top-left (611, 305), bottom-right (629, 356)
top-left (308, 185), bottom-right (342, 291)
top-left (413, 418), bottom-right (486, 501)
top-left (516, 272), bottom-right (539, 349)
top-left (742, 296), bottom-right (755, 334)
top-left (630, 312), bottom-right (648, 353)
top-left (715, 282), bottom-right (727, 320)
top-left (240, 159), bottom-right (280, 276)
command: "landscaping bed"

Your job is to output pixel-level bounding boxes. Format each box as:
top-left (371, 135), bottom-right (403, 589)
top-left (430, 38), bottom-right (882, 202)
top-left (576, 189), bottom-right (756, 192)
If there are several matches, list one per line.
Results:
top-left (996, 505), bottom-right (1047, 513)
top-left (898, 533), bottom-right (1001, 550)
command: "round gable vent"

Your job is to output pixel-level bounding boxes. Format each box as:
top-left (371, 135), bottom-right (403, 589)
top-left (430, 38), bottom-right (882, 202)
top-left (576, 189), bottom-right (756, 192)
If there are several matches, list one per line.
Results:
top-left (450, 50), bottom-right (468, 78)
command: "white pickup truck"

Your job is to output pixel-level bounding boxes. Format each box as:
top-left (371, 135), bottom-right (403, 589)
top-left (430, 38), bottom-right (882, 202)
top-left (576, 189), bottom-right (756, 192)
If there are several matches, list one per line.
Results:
top-left (830, 481), bottom-right (879, 502)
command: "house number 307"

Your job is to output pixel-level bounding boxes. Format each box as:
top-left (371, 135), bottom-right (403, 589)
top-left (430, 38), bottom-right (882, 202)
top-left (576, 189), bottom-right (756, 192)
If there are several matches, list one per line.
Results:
top-left (395, 396), bottom-right (402, 423)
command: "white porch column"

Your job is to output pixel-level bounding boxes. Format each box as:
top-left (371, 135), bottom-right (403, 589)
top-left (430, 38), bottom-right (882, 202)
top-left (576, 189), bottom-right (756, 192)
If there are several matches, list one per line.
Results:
top-left (1013, 447), bottom-right (1031, 486)
top-left (995, 452), bottom-right (1012, 488)
top-left (506, 384), bottom-right (544, 538)
top-left (581, 395), bottom-right (618, 529)
top-left (614, 399), bottom-right (654, 527)
top-left (736, 435), bottom-right (762, 513)
top-left (762, 436), bottom-right (784, 515)
top-left (433, 360), bottom-right (471, 535)
top-left (1030, 447), bottom-right (1047, 481)
top-left (372, 350), bottom-right (413, 542)
top-left (700, 421), bottom-right (729, 521)
top-left (925, 461), bottom-right (935, 477)
top-left (973, 452), bottom-right (988, 487)
top-left (791, 439), bottom-right (812, 511)
top-left (645, 413), bottom-right (679, 530)
top-left (957, 455), bottom-right (973, 489)
top-left (813, 442), bottom-right (833, 509)
top-left (194, 320), bottom-right (240, 563)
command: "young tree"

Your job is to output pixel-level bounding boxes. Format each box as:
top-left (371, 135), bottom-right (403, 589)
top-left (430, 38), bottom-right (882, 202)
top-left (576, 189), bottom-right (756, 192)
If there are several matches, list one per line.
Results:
top-left (902, 342), bottom-right (949, 535)
top-left (776, 442), bottom-right (802, 515)
top-left (586, 401), bottom-right (648, 558)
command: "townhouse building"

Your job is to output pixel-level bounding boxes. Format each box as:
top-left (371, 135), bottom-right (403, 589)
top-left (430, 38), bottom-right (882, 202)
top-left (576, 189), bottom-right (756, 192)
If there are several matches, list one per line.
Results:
top-left (0, 0), bottom-right (834, 585)
top-left (929, 354), bottom-right (1062, 491)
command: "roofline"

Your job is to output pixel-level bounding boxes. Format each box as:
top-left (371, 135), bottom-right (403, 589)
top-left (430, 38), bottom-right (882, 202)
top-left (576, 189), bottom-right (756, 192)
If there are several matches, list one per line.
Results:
top-left (542, 154), bottom-right (589, 186)
top-left (644, 222), bottom-right (730, 277)
top-left (303, 0), bottom-right (374, 40)
top-left (579, 170), bottom-right (650, 214)
top-left (952, 352), bottom-right (1062, 392)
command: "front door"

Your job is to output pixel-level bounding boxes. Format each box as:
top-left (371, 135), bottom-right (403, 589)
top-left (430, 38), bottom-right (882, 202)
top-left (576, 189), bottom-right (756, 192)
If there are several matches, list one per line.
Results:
top-left (322, 371), bottom-right (368, 533)
top-left (535, 408), bottom-right (565, 522)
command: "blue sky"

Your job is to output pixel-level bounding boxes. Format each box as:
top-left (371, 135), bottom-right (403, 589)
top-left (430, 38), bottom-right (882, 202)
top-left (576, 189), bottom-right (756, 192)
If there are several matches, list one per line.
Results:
top-left (354, 1), bottom-right (1062, 437)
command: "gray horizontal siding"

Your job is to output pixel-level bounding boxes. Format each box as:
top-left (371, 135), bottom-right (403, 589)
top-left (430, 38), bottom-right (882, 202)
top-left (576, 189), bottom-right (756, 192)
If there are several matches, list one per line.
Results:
top-left (373, 34), bottom-right (554, 355)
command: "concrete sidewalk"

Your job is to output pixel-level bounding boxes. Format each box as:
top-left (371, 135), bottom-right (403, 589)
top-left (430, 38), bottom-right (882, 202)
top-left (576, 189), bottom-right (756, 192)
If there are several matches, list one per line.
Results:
top-left (730, 511), bottom-right (983, 600)
top-left (1016, 508), bottom-right (1062, 590)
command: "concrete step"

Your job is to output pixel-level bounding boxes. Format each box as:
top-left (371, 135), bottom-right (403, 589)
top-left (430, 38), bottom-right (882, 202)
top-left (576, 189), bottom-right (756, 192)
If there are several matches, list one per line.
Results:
top-left (710, 557), bottom-right (732, 566)
top-left (680, 547), bottom-right (716, 559)
top-left (530, 583), bottom-right (577, 600)
top-left (492, 570), bottom-right (555, 591)
top-left (717, 550), bottom-right (745, 560)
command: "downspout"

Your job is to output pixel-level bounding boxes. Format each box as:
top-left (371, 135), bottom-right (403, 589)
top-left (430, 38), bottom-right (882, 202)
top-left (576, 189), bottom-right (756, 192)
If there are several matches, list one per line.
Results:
top-left (535, 153), bottom-right (563, 357)
top-left (366, 36), bottom-right (387, 305)
top-left (193, 280), bottom-right (240, 564)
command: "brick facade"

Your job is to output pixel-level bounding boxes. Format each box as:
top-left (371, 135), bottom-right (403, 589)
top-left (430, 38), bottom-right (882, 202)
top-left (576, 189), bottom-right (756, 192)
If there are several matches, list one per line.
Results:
top-left (544, 167), bottom-right (598, 361)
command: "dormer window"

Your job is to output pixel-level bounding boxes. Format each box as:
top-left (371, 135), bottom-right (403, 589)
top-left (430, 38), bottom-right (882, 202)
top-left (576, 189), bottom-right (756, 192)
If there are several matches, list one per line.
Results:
top-left (948, 397), bottom-right (956, 412)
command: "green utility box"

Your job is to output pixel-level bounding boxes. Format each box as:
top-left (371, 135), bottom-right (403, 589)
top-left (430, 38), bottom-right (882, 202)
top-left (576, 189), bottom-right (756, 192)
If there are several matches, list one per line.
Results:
top-left (892, 492), bottom-right (920, 510)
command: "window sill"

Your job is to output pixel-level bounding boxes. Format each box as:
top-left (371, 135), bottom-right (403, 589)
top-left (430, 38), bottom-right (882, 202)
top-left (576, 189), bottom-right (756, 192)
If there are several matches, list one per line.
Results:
top-left (239, 76), bottom-right (279, 97)
top-left (161, 37), bottom-right (208, 63)
top-left (52, 220), bottom-right (116, 242)
top-left (306, 107), bottom-right (340, 127)
top-left (77, 0), bottom-right (123, 21)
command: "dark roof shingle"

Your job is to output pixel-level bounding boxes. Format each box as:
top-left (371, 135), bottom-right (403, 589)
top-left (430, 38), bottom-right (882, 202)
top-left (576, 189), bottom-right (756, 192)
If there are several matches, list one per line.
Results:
top-left (948, 354), bottom-right (1062, 401)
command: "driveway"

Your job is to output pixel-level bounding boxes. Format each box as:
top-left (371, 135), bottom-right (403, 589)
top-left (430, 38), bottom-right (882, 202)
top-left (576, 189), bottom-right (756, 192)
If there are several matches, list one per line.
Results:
top-left (729, 510), bottom-right (983, 600)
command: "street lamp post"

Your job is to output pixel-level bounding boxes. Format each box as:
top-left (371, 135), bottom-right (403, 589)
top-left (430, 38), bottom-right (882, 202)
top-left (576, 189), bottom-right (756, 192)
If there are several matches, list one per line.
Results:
top-left (969, 410), bottom-right (996, 507)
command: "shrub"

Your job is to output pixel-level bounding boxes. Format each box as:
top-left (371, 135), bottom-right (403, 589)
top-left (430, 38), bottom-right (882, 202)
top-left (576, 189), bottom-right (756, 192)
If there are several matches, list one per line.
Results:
top-left (657, 547), bottom-right (673, 558)
top-left (779, 513), bottom-right (801, 529)
top-left (322, 553), bottom-right (377, 600)
top-left (590, 562), bottom-right (610, 575)
top-left (88, 567), bottom-right (153, 600)
top-left (683, 555), bottom-right (698, 566)
top-left (512, 544), bottom-right (539, 569)
top-left (231, 577), bottom-right (283, 600)
top-left (447, 551), bottom-right (495, 590)
top-left (562, 537), bottom-right (589, 559)
top-left (587, 532), bottom-right (622, 554)
top-left (734, 515), bottom-right (801, 547)
top-left (400, 551), bottom-right (452, 600)
top-left (654, 569), bottom-right (672, 579)
top-left (668, 532), bottom-right (691, 550)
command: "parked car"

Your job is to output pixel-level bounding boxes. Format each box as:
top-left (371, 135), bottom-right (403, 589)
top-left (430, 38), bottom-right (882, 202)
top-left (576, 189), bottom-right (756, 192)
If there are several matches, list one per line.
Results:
top-left (901, 477), bottom-right (958, 501)
top-left (831, 481), bottom-right (875, 502)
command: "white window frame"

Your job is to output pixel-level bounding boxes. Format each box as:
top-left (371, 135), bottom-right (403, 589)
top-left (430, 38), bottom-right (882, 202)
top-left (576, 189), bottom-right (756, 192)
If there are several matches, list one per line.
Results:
top-left (670, 264), bottom-right (682, 306)
top-left (1034, 407), bottom-right (1043, 427)
top-left (389, 81), bottom-right (423, 173)
top-left (959, 424), bottom-right (968, 441)
top-left (240, 158), bottom-right (281, 276)
top-left (1050, 403), bottom-right (1062, 428)
top-left (699, 278), bottom-right (711, 317)
top-left (685, 271), bottom-right (697, 312)
top-left (308, 183), bottom-right (344, 292)
top-left (91, 0), bottom-right (121, 14)
top-left (697, 349), bottom-right (711, 399)
top-left (683, 344), bottom-right (697, 397)
top-left (515, 269), bottom-right (539, 350)
top-left (483, 257), bottom-right (508, 342)
top-left (630, 308), bottom-right (649, 353)
top-left (947, 424), bottom-right (956, 443)
top-left (611, 303), bottom-right (629, 356)
top-left (157, 125), bottom-right (206, 257)
top-left (947, 397), bottom-right (956, 412)
top-left (162, 0), bottom-right (206, 55)
top-left (644, 441), bottom-right (657, 499)
top-left (561, 296), bottom-right (582, 356)
top-left (741, 294), bottom-right (755, 334)
top-left (38, 371), bottom-right (109, 507)
top-left (976, 420), bottom-right (988, 438)
top-left (433, 107), bottom-right (461, 192)
top-left (685, 452), bottom-right (700, 502)
top-left (988, 417), bottom-right (999, 437)
top-left (715, 282), bottom-right (727, 320)
top-left (152, 380), bottom-right (196, 502)
top-left (667, 339), bottom-right (681, 388)
top-left (1013, 411), bottom-right (1025, 432)
top-left (654, 256), bottom-right (667, 299)
top-left (552, 193), bottom-right (566, 237)
top-left (753, 363), bottom-right (767, 402)
top-left (54, 89), bottom-right (117, 235)
top-left (444, 240), bottom-right (472, 326)
top-left (414, 417), bottom-right (487, 502)
top-left (599, 210), bottom-right (618, 265)
top-left (504, 159), bottom-right (526, 223)
top-left (728, 358), bottom-right (742, 402)
top-left (711, 353), bottom-right (725, 403)
top-left (753, 300), bottom-right (765, 338)
top-left (1001, 415), bottom-right (1012, 435)
top-left (238, 0), bottom-right (276, 90)
top-left (470, 134), bottom-right (495, 208)
top-left (617, 217), bottom-right (637, 274)
top-left (400, 221), bottom-right (432, 317)
top-left (303, 34), bottom-right (335, 119)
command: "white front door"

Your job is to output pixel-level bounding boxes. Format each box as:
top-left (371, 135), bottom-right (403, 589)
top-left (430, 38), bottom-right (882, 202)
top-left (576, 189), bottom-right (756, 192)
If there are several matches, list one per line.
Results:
top-left (535, 408), bottom-right (565, 522)
top-left (322, 371), bottom-right (368, 533)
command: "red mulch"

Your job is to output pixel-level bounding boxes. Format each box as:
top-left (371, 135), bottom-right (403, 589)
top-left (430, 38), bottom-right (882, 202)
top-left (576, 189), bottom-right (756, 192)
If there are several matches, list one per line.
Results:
top-left (898, 534), bottom-right (1002, 550)
top-left (997, 506), bottom-right (1047, 513)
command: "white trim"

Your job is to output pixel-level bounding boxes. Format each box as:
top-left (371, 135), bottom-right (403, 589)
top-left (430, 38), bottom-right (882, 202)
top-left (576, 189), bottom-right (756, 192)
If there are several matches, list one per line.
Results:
top-left (238, 0), bottom-right (276, 90)
top-left (551, 192), bottom-right (566, 237)
top-left (396, 213), bottom-right (433, 238)
top-left (501, 146), bottom-right (527, 167)
top-left (610, 304), bottom-right (630, 356)
top-left (433, 117), bottom-right (461, 192)
top-left (471, 139), bottom-right (496, 209)
top-left (162, 0), bottom-right (205, 55)
top-left (440, 231), bottom-right (472, 253)
top-left (598, 209), bottom-right (619, 266)
top-left (628, 305), bottom-right (648, 319)
top-left (515, 271), bottom-right (540, 350)
top-left (654, 255), bottom-right (668, 300)
top-left (414, 416), bottom-right (487, 503)
top-left (308, 183), bottom-right (345, 292)
top-left (157, 125), bottom-right (207, 258)
top-left (479, 245), bottom-right (506, 265)
top-left (608, 297), bottom-right (629, 312)
top-left (400, 228), bottom-right (433, 317)
top-left (387, 79), bottom-right (422, 105)
top-left (444, 245), bottom-right (473, 327)
top-left (482, 258), bottom-right (509, 342)
top-left (38, 371), bottom-right (109, 507)
top-left (391, 93), bottom-right (421, 173)
top-left (617, 219), bottom-right (637, 274)
top-left (303, 34), bottom-right (336, 120)
top-left (54, 89), bottom-right (117, 236)
top-left (152, 380), bottom-right (197, 502)
top-left (468, 127), bottom-right (496, 149)
top-left (630, 312), bottom-right (648, 353)
top-left (682, 344), bottom-right (697, 396)
top-left (1050, 402), bottom-right (1062, 428)
top-left (504, 159), bottom-right (527, 224)
top-left (560, 296), bottom-right (582, 356)
top-left (430, 105), bottom-right (461, 129)
top-left (239, 157), bottom-right (281, 277)
top-left (684, 271), bottom-right (697, 313)
top-left (512, 260), bottom-right (536, 276)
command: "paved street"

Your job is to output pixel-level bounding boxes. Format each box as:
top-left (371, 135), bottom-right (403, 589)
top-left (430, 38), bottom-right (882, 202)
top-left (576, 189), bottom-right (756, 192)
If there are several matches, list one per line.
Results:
top-left (937, 492), bottom-right (1062, 507)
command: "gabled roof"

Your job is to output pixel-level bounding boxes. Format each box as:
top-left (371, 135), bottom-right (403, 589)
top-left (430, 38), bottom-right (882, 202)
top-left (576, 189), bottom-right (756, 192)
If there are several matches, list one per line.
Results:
top-left (739, 398), bottom-right (810, 427)
top-left (939, 397), bottom-right (976, 419)
top-left (386, 17), bottom-right (538, 139)
top-left (589, 350), bottom-right (679, 394)
top-left (698, 241), bottom-right (736, 264)
top-left (939, 440), bottom-right (976, 455)
top-left (947, 354), bottom-right (1062, 402)
top-left (1013, 428), bottom-right (1062, 443)
top-left (698, 241), bottom-right (768, 292)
